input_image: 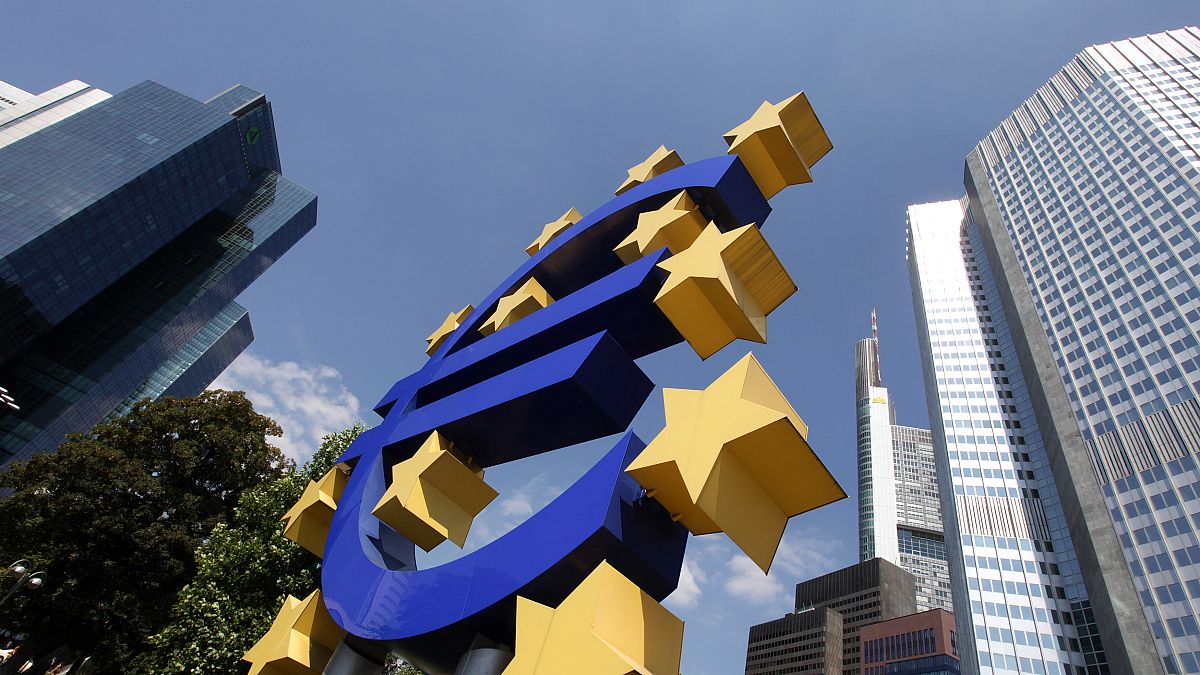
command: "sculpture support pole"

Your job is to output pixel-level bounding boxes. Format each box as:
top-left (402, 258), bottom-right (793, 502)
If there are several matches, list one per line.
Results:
top-left (454, 646), bottom-right (514, 675)
top-left (322, 641), bottom-right (384, 675)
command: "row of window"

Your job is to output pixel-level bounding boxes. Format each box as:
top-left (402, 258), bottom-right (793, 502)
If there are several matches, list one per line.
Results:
top-left (863, 627), bottom-right (944, 665)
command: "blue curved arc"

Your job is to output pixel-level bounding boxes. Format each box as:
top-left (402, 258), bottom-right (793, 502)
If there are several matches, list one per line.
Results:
top-left (321, 153), bottom-right (771, 662)
top-left (370, 154), bottom-right (767, 421)
top-left (415, 249), bottom-right (678, 409)
top-left (322, 433), bottom-right (686, 642)
top-left (384, 331), bottom-right (654, 467)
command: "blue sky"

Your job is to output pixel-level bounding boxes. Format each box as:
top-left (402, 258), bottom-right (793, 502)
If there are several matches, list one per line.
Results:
top-left (7, 2), bottom-right (1200, 673)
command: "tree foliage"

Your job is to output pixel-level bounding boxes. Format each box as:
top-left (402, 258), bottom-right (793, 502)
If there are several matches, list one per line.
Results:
top-left (0, 390), bottom-right (286, 673)
top-left (133, 424), bottom-right (364, 674)
top-left (385, 653), bottom-right (425, 674)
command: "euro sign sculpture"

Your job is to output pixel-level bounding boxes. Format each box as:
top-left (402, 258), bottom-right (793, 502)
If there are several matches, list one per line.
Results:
top-left (245, 92), bottom-right (846, 675)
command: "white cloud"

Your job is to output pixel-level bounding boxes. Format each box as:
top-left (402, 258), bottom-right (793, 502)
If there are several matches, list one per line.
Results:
top-left (209, 351), bottom-right (361, 463)
top-left (713, 529), bottom-right (845, 608)
top-left (666, 558), bottom-right (706, 610)
top-left (724, 554), bottom-right (785, 604)
top-left (772, 533), bottom-right (840, 581)
top-left (665, 528), bottom-right (850, 675)
top-left (467, 472), bottom-right (562, 548)
top-left (499, 492), bottom-right (535, 519)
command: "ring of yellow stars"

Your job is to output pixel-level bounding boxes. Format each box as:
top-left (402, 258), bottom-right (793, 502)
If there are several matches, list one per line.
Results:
top-left (723, 91), bottom-right (832, 199)
top-left (613, 191), bottom-right (707, 265)
top-left (614, 145), bottom-right (685, 196)
top-left (652, 221), bottom-right (794, 359)
top-left (282, 466), bottom-right (348, 558)
top-left (371, 430), bottom-right (499, 552)
top-left (502, 561), bottom-right (683, 675)
top-left (426, 304), bottom-right (474, 356)
top-left (479, 277), bottom-right (554, 336)
top-left (242, 590), bottom-right (346, 675)
top-left (526, 208), bottom-right (582, 256)
top-left (625, 353), bottom-right (846, 572)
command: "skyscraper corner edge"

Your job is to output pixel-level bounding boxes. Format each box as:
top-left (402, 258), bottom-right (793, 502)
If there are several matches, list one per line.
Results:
top-left (963, 150), bottom-right (1159, 675)
top-left (0, 78), bottom-right (317, 466)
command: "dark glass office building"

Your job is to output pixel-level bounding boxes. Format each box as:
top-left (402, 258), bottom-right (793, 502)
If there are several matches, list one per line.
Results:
top-left (0, 79), bottom-right (317, 465)
top-left (745, 558), bottom-right (919, 675)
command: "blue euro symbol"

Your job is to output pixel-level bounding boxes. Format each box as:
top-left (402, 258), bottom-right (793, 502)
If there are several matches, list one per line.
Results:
top-left (321, 155), bottom-right (771, 671)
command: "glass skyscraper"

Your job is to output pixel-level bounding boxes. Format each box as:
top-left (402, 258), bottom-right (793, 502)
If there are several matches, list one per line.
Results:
top-left (910, 26), bottom-right (1200, 675)
top-left (0, 78), bottom-right (317, 466)
top-left (910, 200), bottom-right (1116, 675)
top-left (855, 312), bottom-right (952, 613)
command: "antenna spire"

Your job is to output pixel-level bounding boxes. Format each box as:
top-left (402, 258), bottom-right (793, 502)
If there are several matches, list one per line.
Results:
top-left (871, 308), bottom-right (881, 385)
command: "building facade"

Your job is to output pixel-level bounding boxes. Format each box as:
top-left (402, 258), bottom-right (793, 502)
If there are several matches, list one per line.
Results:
top-left (856, 323), bottom-right (898, 563)
top-left (0, 78), bottom-right (316, 465)
top-left (745, 558), bottom-right (918, 675)
top-left (908, 26), bottom-right (1200, 675)
top-left (909, 199), bottom-right (1113, 675)
top-left (860, 608), bottom-right (960, 675)
top-left (746, 608), bottom-right (844, 675)
top-left (856, 315), bottom-right (953, 612)
top-left (964, 27), bottom-right (1200, 675)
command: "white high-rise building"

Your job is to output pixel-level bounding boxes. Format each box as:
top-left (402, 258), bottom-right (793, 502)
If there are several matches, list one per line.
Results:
top-left (855, 312), bottom-right (952, 612)
top-left (909, 199), bottom-right (1115, 675)
top-left (0, 81), bottom-right (32, 109)
top-left (0, 79), bottom-right (110, 149)
top-left (910, 27), bottom-right (1200, 675)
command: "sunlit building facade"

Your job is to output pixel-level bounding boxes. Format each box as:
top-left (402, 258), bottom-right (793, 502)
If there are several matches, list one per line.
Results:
top-left (909, 199), bottom-right (1114, 675)
top-left (910, 26), bottom-right (1200, 675)
top-left (967, 27), bottom-right (1200, 675)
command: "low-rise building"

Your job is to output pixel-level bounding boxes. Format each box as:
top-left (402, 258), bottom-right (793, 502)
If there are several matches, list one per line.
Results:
top-left (860, 608), bottom-right (959, 675)
top-left (744, 558), bottom-right (917, 674)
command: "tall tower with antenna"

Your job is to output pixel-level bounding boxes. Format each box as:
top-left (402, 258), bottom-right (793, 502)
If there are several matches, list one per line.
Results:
top-left (854, 311), bottom-right (949, 612)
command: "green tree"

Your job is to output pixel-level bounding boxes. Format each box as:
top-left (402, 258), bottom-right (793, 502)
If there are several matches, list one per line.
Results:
top-left (385, 653), bottom-right (425, 674)
top-left (0, 391), bottom-right (287, 673)
top-left (135, 424), bottom-right (364, 674)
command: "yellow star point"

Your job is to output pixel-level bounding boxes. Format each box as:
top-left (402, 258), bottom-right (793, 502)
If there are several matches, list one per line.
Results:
top-left (526, 208), bottom-right (583, 257)
top-left (425, 304), bottom-right (474, 356)
top-left (502, 561), bottom-right (683, 675)
top-left (281, 467), bottom-right (348, 558)
top-left (613, 191), bottom-right (707, 265)
top-left (242, 590), bottom-right (346, 675)
top-left (614, 145), bottom-right (685, 196)
top-left (653, 222), bottom-right (795, 359)
top-left (723, 91), bottom-right (832, 199)
top-left (479, 277), bottom-right (554, 336)
top-left (625, 353), bottom-right (845, 572)
top-left (371, 431), bottom-right (498, 552)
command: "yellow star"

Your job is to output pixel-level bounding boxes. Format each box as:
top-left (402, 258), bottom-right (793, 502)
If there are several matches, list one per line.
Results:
top-left (281, 467), bottom-right (348, 558)
top-left (613, 191), bottom-right (707, 265)
top-left (425, 304), bottom-right (474, 356)
top-left (526, 208), bottom-right (583, 256)
top-left (626, 353), bottom-right (846, 572)
top-left (242, 590), bottom-right (346, 675)
top-left (614, 145), bottom-right (685, 196)
top-left (723, 91), bottom-right (832, 199)
top-left (479, 277), bottom-right (554, 336)
top-left (653, 222), bottom-right (795, 359)
top-left (502, 561), bottom-right (683, 675)
top-left (372, 431), bottom-right (498, 552)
